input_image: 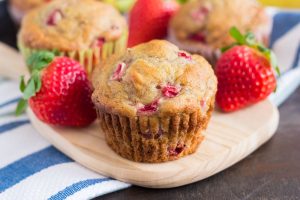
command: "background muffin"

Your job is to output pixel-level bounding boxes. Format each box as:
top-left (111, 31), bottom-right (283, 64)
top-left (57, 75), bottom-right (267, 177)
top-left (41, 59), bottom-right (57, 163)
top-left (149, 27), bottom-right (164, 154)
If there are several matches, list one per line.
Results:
top-left (8, 0), bottom-right (49, 24)
top-left (18, 0), bottom-right (128, 75)
top-left (92, 40), bottom-right (217, 163)
top-left (9, 0), bottom-right (135, 24)
top-left (169, 0), bottom-right (271, 64)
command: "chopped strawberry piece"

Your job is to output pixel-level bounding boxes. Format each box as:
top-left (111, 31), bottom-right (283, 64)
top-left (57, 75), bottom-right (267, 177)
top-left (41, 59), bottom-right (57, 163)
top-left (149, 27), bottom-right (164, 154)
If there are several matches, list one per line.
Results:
top-left (154, 127), bottom-right (163, 139)
top-left (191, 7), bottom-right (209, 22)
top-left (178, 52), bottom-right (192, 60)
top-left (111, 62), bottom-right (126, 81)
top-left (138, 99), bottom-right (160, 115)
top-left (46, 9), bottom-right (63, 26)
top-left (168, 144), bottom-right (185, 156)
top-left (189, 32), bottom-right (206, 43)
top-left (140, 129), bottom-right (152, 139)
top-left (162, 84), bottom-right (181, 98)
top-left (200, 99), bottom-right (206, 107)
top-left (91, 37), bottom-right (105, 48)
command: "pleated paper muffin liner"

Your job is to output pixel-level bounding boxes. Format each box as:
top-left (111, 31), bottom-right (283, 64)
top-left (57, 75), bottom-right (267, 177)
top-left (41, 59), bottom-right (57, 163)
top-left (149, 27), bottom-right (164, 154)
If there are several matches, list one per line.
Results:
top-left (18, 31), bottom-right (128, 76)
top-left (96, 98), bottom-right (215, 163)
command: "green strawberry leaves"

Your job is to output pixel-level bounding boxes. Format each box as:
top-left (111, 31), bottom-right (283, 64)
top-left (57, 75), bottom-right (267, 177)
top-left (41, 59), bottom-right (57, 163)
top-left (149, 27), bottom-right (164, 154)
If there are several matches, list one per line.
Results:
top-left (27, 51), bottom-right (56, 72)
top-left (15, 51), bottom-right (56, 116)
top-left (16, 99), bottom-right (28, 116)
top-left (176, 0), bottom-right (189, 4)
top-left (222, 27), bottom-right (281, 77)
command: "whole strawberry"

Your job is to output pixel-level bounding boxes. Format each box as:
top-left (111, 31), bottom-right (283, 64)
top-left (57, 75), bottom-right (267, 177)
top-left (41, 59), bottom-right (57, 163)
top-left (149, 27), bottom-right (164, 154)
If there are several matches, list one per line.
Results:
top-left (216, 27), bottom-right (280, 112)
top-left (128, 0), bottom-right (179, 47)
top-left (16, 51), bottom-right (96, 126)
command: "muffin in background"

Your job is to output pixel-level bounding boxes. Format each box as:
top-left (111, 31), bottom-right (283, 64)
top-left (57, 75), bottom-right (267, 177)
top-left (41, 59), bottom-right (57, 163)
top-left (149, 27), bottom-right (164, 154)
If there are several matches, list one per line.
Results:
top-left (8, 0), bottom-right (135, 24)
top-left (169, 0), bottom-right (271, 65)
top-left (18, 0), bottom-right (128, 75)
top-left (92, 40), bottom-right (217, 163)
top-left (8, 0), bottom-right (49, 24)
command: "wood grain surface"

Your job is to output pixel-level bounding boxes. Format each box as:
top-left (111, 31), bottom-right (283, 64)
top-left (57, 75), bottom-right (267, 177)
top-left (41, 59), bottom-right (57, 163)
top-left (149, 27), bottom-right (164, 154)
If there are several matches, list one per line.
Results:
top-left (27, 100), bottom-right (279, 188)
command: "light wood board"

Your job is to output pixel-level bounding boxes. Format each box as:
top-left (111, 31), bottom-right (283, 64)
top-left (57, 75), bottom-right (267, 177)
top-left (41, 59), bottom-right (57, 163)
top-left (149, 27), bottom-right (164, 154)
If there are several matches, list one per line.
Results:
top-left (0, 42), bottom-right (28, 80)
top-left (28, 100), bottom-right (279, 188)
top-left (0, 42), bottom-right (280, 188)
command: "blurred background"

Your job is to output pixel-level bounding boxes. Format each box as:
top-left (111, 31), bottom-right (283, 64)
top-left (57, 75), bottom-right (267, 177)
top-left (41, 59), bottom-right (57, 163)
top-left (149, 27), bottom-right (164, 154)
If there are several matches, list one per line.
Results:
top-left (260, 0), bottom-right (300, 8)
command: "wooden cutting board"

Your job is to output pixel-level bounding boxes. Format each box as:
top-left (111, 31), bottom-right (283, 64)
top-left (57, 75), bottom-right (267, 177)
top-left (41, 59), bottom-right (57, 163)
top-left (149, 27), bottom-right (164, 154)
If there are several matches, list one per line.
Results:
top-left (27, 102), bottom-right (279, 188)
top-left (0, 42), bottom-right (279, 188)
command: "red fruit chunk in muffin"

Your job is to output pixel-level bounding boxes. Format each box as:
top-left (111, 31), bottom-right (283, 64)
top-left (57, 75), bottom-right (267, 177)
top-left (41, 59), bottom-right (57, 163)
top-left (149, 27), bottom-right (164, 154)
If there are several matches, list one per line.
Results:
top-left (162, 84), bottom-right (181, 98)
top-left (46, 9), bottom-right (63, 26)
top-left (111, 62), bottom-right (127, 81)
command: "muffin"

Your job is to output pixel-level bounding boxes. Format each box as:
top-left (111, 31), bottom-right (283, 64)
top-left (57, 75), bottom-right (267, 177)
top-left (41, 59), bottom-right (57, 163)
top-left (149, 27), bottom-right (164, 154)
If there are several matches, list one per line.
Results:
top-left (8, 0), bottom-right (49, 24)
top-left (169, 0), bottom-right (271, 65)
top-left (8, 0), bottom-right (135, 24)
top-left (92, 40), bottom-right (217, 163)
top-left (18, 0), bottom-right (128, 75)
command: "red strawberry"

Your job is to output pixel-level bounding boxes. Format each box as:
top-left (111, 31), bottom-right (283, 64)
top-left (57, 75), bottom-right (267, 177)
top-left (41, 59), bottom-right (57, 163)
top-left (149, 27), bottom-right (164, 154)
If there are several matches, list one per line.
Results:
top-left (128, 0), bottom-right (179, 47)
top-left (216, 27), bottom-right (279, 112)
top-left (16, 51), bottom-right (96, 127)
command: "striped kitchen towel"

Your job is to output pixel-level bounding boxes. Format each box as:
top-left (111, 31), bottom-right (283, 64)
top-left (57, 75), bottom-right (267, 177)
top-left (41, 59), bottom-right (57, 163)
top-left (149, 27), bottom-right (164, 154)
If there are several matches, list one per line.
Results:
top-left (0, 9), bottom-right (299, 200)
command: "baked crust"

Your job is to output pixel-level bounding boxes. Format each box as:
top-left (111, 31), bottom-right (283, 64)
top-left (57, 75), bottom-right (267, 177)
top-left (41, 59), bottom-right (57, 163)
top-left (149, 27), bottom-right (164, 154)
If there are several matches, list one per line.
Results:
top-left (92, 40), bottom-right (217, 117)
top-left (170, 0), bottom-right (271, 49)
top-left (92, 40), bottom-right (217, 162)
top-left (19, 0), bottom-right (127, 51)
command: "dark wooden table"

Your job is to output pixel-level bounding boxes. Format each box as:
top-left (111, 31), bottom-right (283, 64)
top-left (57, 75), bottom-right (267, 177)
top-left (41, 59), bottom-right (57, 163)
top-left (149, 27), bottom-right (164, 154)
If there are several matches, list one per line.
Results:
top-left (1, 1), bottom-right (299, 199)
top-left (98, 88), bottom-right (300, 200)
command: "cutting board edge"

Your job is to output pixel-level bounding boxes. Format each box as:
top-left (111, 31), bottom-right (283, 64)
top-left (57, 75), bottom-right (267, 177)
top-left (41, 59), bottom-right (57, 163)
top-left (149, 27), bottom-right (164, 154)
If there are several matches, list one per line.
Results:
top-left (27, 101), bottom-right (279, 188)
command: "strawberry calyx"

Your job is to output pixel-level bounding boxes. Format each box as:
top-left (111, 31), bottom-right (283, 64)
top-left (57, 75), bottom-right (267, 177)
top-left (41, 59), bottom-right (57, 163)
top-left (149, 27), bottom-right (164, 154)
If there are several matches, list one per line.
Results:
top-left (222, 27), bottom-right (280, 77)
top-left (15, 51), bottom-right (57, 116)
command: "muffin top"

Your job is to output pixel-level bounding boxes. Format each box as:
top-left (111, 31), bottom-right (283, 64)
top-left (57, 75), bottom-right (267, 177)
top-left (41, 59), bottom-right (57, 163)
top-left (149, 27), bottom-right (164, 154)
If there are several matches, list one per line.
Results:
top-left (170, 0), bottom-right (270, 48)
top-left (92, 40), bottom-right (217, 117)
top-left (10, 0), bottom-right (48, 12)
top-left (19, 0), bottom-right (127, 51)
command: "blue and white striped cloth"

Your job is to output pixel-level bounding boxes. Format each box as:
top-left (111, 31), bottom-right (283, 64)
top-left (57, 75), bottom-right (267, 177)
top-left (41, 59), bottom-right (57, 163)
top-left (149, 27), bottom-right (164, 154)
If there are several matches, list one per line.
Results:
top-left (0, 9), bottom-right (299, 200)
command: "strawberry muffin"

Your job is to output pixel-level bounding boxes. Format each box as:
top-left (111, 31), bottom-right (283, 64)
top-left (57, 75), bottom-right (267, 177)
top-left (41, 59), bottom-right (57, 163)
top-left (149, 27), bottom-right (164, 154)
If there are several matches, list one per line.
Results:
top-left (169, 0), bottom-right (271, 64)
top-left (8, 0), bottom-right (50, 24)
top-left (18, 0), bottom-right (128, 75)
top-left (8, 0), bottom-right (135, 24)
top-left (92, 40), bottom-right (217, 163)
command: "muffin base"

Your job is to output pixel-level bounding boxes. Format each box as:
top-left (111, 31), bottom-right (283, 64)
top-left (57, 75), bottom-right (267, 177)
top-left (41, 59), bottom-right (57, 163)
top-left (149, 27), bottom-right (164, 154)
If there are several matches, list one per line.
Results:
top-left (18, 31), bottom-right (128, 75)
top-left (96, 98), bottom-right (214, 163)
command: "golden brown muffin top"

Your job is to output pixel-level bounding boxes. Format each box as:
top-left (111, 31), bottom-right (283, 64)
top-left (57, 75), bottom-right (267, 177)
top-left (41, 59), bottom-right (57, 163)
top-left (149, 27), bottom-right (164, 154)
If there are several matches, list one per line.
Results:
top-left (10, 0), bottom-right (48, 12)
top-left (170, 0), bottom-right (270, 48)
top-left (19, 0), bottom-right (127, 51)
top-left (92, 40), bottom-right (217, 117)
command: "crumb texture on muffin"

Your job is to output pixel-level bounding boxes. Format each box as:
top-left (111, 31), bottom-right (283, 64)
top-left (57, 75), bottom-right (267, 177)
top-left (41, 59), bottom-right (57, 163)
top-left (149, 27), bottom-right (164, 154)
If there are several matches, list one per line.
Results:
top-left (170, 0), bottom-right (270, 48)
top-left (92, 40), bottom-right (217, 162)
top-left (19, 0), bottom-right (127, 51)
top-left (92, 40), bottom-right (217, 117)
